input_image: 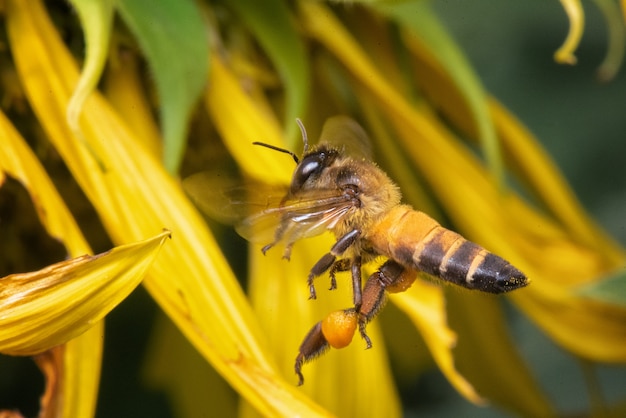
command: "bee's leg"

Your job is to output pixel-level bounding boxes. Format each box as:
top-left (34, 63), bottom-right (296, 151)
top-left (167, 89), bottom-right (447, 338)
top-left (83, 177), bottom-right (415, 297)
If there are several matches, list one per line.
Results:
top-left (294, 321), bottom-right (329, 386)
top-left (307, 229), bottom-right (361, 300)
top-left (261, 242), bottom-right (275, 255)
top-left (358, 260), bottom-right (414, 348)
top-left (295, 308), bottom-right (358, 385)
top-left (328, 258), bottom-right (350, 290)
top-left (261, 214), bottom-right (291, 256)
top-left (351, 255), bottom-right (362, 311)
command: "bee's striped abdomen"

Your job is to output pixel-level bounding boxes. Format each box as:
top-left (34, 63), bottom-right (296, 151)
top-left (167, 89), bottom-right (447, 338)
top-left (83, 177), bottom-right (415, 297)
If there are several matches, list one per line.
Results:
top-left (368, 206), bottom-right (528, 294)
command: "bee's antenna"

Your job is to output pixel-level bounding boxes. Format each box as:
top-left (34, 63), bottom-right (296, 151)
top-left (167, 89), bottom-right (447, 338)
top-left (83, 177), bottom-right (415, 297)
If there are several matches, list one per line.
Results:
top-left (252, 142), bottom-right (299, 164)
top-left (295, 118), bottom-right (309, 154)
top-left (252, 119), bottom-right (310, 164)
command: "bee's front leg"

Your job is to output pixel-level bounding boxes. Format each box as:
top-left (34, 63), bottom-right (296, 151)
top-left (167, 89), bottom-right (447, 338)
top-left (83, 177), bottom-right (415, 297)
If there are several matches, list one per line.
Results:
top-left (328, 258), bottom-right (350, 290)
top-left (307, 229), bottom-right (361, 300)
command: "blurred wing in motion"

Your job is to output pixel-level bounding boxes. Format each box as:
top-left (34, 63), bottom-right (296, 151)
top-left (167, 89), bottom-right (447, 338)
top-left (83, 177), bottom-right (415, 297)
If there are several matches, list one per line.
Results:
top-left (183, 171), bottom-right (356, 249)
top-left (183, 171), bottom-right (282, 226)
top-left (236, 188), bottom-right (356, 250)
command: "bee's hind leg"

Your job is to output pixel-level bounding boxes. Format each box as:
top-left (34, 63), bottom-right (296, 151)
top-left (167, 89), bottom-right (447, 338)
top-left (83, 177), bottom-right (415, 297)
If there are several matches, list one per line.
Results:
top-left (358, 260), bottom-right (416, 349)
top-left (306, 229), bottom-right (361, 300)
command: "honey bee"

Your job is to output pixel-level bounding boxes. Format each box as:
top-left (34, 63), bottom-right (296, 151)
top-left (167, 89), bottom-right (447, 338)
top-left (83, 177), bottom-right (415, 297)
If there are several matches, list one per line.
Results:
top-left (186, 116), bottom-right (528, 385)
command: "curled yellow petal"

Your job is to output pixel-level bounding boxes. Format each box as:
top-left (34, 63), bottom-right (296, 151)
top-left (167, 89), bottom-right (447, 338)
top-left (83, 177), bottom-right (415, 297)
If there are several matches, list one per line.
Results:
top-left (555, 0), bottom-right (584, 64)
top-left (0, 230), bottom-right (170, 356)
top-left (66, 0), bottom-right (115, 134)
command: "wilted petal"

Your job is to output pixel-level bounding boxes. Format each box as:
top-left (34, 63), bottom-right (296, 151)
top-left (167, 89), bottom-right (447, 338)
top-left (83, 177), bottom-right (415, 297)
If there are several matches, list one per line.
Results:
top-left (0, 230), bottom-right (170, 355)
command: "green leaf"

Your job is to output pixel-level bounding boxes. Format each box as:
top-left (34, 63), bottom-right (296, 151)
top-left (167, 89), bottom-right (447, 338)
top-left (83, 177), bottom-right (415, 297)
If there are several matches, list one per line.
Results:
top-left (116, 0), bottom-right (209, 173)
top-left (577, 268), bottom-right (626, 307)
top-left (228, 0), bottom-right (309, 145)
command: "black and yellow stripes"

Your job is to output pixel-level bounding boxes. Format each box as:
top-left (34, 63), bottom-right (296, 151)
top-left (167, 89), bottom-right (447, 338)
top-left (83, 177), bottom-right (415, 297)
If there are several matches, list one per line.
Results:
top-left (368, 206), bottom-right (527, 294)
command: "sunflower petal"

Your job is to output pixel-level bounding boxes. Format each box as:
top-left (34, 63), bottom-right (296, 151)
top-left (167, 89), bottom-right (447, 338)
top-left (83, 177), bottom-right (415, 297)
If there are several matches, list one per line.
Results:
top-left (103, 49), bottom-right (162, 158)
top-left (206, 55), bottom-right (292, 183)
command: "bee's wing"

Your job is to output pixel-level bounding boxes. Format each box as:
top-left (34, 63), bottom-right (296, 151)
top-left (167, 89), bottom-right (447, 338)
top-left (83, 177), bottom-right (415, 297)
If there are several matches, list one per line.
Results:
top-left (184, 171), bottom-right (355, 245)
top-left (183, 171), bottom-right (286, 226)
top-left (318, 116), bottom-right (373, 161)
top-left (235, 188), bottom-right (356, 245)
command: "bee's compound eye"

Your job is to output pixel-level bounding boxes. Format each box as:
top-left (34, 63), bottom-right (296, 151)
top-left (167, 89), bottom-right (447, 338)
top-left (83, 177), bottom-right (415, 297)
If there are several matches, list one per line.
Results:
top-left (291, 154), bottom-right (322, 191)
top-left (320, 309), bottom-right (357, 349)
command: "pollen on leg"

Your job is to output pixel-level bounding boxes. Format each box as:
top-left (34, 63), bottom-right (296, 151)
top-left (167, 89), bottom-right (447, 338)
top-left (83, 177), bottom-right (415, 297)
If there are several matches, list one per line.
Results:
top-left (321, 309), bottom-right (357, 349)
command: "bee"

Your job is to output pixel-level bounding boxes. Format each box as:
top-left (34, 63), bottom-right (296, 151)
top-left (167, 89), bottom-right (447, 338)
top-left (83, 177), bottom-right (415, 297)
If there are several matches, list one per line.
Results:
top-left (186, 116), bottom-right (528, 385)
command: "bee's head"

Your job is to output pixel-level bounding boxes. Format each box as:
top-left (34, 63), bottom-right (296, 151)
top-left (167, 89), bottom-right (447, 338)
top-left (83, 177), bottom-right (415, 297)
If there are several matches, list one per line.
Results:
top-left (290, 146), bottom-right (339, 194)
top-left (253, 118), bottom-right (341, 193)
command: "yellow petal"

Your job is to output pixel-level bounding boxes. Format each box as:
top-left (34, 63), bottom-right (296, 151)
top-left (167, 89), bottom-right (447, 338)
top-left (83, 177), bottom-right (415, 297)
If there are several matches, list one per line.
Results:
top-left (6, 0), bottom-right (328, 414)
top-left (0, 230), bottom-right (170, 356)
top-left (63, 325), bottom-right (103, 418)
top-left (103, 48), bottom-right (162, 158)
top-left (206, 55), bottom-right (293, 183)
top-left (555, 0), bottom-right (584, 64)
top-left (65, 0), bottom-right (115, 135)
top-left (391, 280), bottom-right (483, 404)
